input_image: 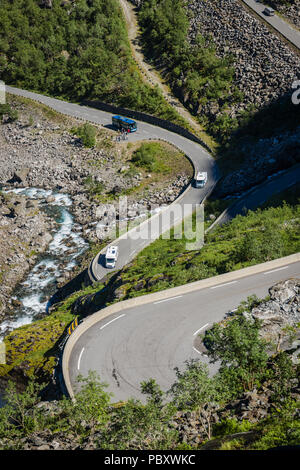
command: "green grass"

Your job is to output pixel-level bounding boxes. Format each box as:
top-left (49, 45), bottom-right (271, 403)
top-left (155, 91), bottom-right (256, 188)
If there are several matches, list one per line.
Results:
top-left (84, 140), bottom-right (193, 202)
top-left (103, 201), bottom-right (300, 302)
top-left (0, 281), bottom-right (104, 383)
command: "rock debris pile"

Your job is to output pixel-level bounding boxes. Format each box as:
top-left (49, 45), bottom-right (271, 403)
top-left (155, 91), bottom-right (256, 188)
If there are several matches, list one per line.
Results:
top-left (188, 0), bottom-right (300, 118)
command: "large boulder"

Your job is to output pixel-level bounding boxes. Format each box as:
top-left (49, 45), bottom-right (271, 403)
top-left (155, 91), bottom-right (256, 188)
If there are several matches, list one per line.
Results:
top-left (8, 167), bottom-right (30, 184)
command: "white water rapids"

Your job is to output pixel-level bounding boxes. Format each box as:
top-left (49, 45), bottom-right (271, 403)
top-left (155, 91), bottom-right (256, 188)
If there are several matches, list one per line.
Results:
top-left (0, 187), bottom-right (88, 339)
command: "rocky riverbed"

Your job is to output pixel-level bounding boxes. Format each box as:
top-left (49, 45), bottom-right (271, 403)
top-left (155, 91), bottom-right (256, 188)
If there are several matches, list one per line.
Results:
top-left (1, 97), bottom-right (192, 244)
top-left (0, 190), bottom-right (54, 322)
top-left (0, 188), bottom-right (88, 338)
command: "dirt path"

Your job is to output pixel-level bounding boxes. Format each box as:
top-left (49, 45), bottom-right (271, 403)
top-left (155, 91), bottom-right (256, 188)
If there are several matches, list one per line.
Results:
top-left (119, 0), bottom-right (213, 145)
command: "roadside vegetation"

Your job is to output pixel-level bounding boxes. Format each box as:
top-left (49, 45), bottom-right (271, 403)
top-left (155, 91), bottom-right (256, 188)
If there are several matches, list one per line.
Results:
top-left (0, 103), bottom-right (18, 123)
top-left (0, 311), bottom-right (298, 450)
top-left (71, 123), bottom-right (97, 148)
top-left (130, 141), bottom-right (185, 174)
top-left (84, 140), bottom-right (193, 202)
top-left (102, 196), bottom-right (300, 301)
top-left (0, 281), bottom-right (104, 385)
top-left (137, 0), bottom-right (300, 158)
top-left (0, 0), bottom-right (190, 128)
top-left (138, 0), bottom-right (241, 143)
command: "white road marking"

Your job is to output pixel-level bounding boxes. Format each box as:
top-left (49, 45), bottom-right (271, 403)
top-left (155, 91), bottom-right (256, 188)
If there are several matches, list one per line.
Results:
top-left (193, 323), bottom-right (209, 336)
top-left (263, 266), bottom-right (289, 275)
top-left (77, 347), bottom-right (84, 370)
top-left (130, 250), bottom-right (136, 256)
top-left (210, 281), bottom-right (237, 289)
top-left (153, 295), bottom-right (183, 305)
top-left (100, 314), bottom-right (126, 330)
top-left (193, 346), bottom-right (201, 355)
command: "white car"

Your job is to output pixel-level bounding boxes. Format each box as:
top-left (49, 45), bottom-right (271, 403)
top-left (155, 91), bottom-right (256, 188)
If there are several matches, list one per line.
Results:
top-left (105, 246), bottom-right (119, 268)
top-left (263, 7), bottom-right (275, 16)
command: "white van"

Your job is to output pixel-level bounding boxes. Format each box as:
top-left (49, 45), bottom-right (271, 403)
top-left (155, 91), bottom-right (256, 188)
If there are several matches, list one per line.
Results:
top-left (194, 171), bottom-right (208, 188)
top-left (105, 245), bottom-right (119, 268)
top-left (263, 7), bottom-right (275, 16)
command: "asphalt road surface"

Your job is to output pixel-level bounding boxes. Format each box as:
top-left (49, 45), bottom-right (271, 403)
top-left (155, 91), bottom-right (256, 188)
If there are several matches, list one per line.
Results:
top-left (69, 260), bottom-right (300, 402)
top-left (6, 86), bottom-right (219, 282)
top-left (212, 164), bottom-right (300, 228)
top-left (6, 86), bottom-right (300, 403)
top-left (241, 0), bottom-right (300, 49)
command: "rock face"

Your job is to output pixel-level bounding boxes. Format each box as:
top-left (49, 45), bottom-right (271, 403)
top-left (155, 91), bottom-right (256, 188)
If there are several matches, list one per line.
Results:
top-left (214, 127), bottom-right (300, 197)
top-left (38, 0), bottom-right (53, 8)
top-left (173, 378), bottom-right (300, 447)
top-left (187, 0), bottom-right (300, 196)
top-left (243, 278), bottom-right (300, 358)
top-left (0, 192), bottom-right (54, 319)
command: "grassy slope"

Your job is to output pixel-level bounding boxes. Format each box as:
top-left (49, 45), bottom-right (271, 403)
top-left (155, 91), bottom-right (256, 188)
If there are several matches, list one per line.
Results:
top-left (104, 188), bottom-right (300, 302)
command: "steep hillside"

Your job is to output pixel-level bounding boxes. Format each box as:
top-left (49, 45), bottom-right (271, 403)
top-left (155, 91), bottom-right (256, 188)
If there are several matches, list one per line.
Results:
top-left (0, 0), bottom-right (186, 125)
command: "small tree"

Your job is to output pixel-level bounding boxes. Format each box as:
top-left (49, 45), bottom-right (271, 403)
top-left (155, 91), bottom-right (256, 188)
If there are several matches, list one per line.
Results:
top-left (73, 123), bottom-right (97, 147)
top-left (168, 360), bottom-right (221, 440)
top-left (204, 316), bottom-right (269, 394)
top-left (0, 380), bottom-right (45, 437)
top-left (101, 379), bottom-right (177, 450)
top-left (0, 104), bottom-right (18, 123)
top-left (62, 371), bottom-right (111, 433)
top-left (268, 352), bottom-right (296, 405)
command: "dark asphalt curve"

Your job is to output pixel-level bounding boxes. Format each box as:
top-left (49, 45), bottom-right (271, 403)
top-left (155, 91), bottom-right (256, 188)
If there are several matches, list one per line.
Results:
top-left (70, 260), bottom-right (300, 402)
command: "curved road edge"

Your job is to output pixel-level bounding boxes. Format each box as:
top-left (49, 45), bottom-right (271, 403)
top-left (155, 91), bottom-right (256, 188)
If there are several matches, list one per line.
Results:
top-left (88, 172), bottom-right (218, 283)
top-left (63, 252), bottom-right (300, 399)
top-left (88, 177), bottom-right (194, 282)
top-left (206, 163), bottom-right (300, 233)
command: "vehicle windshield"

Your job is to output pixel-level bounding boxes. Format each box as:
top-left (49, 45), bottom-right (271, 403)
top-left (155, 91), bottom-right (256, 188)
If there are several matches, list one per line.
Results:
top-left (106, 258), bottom-right (115, 264)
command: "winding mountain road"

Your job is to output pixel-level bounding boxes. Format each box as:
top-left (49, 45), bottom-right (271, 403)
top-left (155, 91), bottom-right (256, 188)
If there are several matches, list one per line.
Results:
top-left (5, 86), bottom-right (300, 404)
top-left (6, 86), bottom-right (219, 283)
top-left (68, 256), bottom-right (300, 402)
